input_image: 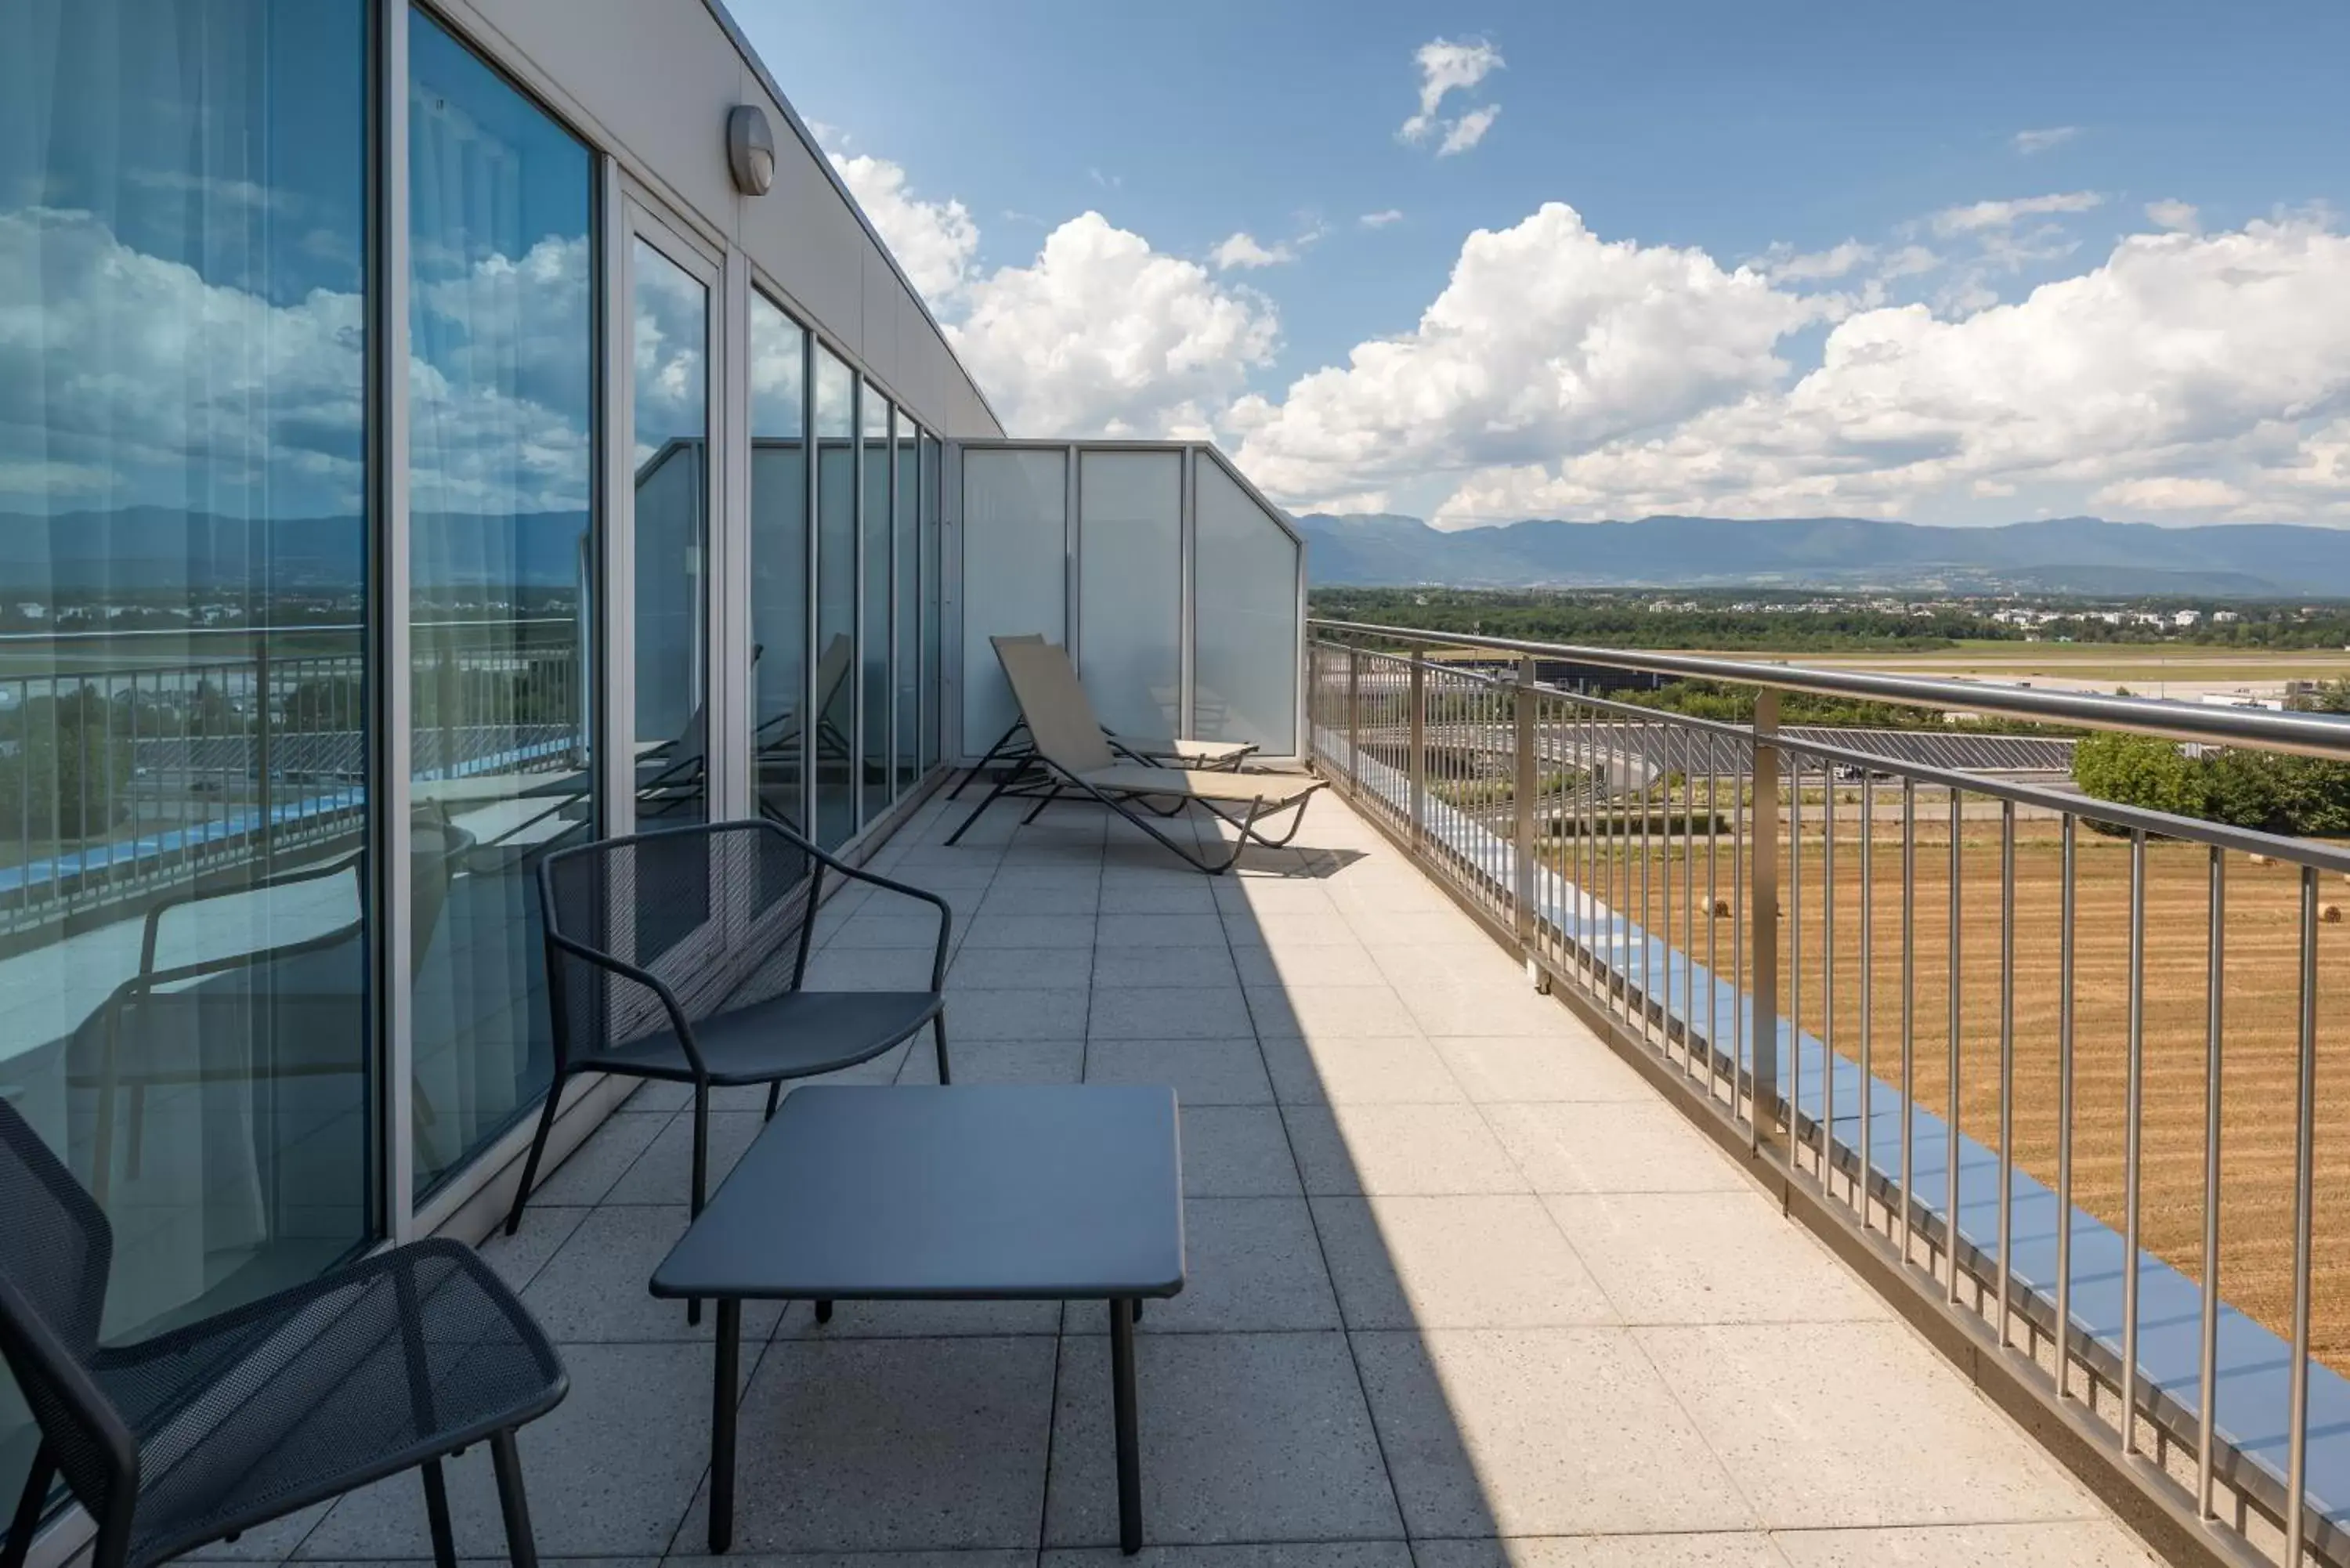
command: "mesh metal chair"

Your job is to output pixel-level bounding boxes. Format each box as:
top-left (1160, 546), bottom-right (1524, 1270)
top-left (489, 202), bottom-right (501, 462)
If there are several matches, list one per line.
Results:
top-left (0, 1100), bottom-right (565, 1568)
top-left (507, 820), bottom-right (950, 1313)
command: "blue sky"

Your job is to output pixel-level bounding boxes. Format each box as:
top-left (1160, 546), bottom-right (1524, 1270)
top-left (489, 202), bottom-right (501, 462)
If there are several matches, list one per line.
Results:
top-left (732, 1), bottom-right (2350, 530)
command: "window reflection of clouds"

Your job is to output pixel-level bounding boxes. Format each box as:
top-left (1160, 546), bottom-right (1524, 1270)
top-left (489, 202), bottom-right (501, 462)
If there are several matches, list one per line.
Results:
top-left (814, 347), bottom-right (856, 439)
top-left (630, 240), bottom-right (709, 470)
top-left (409, 16), bottom-right (593, 518)
top-left (2, 1), bottom-right (367, 518)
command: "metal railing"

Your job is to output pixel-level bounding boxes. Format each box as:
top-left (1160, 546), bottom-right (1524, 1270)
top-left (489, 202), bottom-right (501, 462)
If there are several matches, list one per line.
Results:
top-left (1, 620), bottom-right (583, 941)
top-left (1309, 619), bottom-right (2350, 1568)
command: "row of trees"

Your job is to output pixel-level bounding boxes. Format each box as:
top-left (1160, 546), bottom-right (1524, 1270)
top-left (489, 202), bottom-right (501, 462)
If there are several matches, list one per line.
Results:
top-left (2071, 732), bottom-right (2350, 837)
top-left (1312, 587), bottom-right (2008, 652)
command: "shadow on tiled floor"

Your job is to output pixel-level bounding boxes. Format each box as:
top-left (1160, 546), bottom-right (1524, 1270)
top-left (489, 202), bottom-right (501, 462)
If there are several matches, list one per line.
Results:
top-left (241, 783), bottom-right (2158, 1568)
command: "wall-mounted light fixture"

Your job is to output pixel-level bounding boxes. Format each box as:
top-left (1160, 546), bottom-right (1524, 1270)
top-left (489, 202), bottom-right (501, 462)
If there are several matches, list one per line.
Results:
top-left (727, 104), bottom-right (776, 197)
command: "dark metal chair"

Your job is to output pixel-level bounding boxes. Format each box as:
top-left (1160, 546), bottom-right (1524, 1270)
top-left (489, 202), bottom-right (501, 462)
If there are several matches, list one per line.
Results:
top-left (506, 819), bottom-right (950, 1321)
top-left (0, 1100), bottom-right (565, 1568)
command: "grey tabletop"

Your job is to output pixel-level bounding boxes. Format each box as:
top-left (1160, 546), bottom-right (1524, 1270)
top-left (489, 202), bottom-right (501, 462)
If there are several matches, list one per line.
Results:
top-left (649, 1084), bottom-right (1185, 1302)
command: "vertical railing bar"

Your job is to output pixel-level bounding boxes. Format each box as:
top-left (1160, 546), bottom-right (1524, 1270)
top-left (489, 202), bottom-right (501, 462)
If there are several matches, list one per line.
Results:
top-left (1998, 799), bottom-right (2016, 1348)
top-left (2198, 844), bottom-right (2224, 1519)
top-left (1900, 776), bottom-right (1917, 1269)
top-left (1860, 771), bottom-right (1875, 1235)
top-left (1354, 639), bottom-right (1372, 799)
top-left (1645, 719), bottom-right (1664, 1048)
top-left (2284, 865), bottom-right (2317, 1566)
top-left (1750, 692), bottom-right (1779, 1153)
top-left (1708, 731), bottom-right (1721, 1102)
top-left (2057, 811), bottom-right (2077, 1400)
top-left (1824, 754), bottom-right (1838, 1203)
top-left (1734, 724), bottom-right (1748, 1143)
top-left (2122, 827), bottom-right (2147, 1454)
top-left (1409, 654), bottom-right (1426, 852)
top-left (1682, 739), bottom-right (1696, 1082)
top-left (1514, 657), bottom-right (1537, 957)
top-left (1947, 784), bottom-right (1964, 1306)
top-left (1795, 747), bottom-right (1814, 1175)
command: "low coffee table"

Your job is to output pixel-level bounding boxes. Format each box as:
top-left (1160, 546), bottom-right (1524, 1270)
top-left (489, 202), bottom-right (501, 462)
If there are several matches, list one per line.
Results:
top-left (651, 1083), bottom-right (1185, 1555)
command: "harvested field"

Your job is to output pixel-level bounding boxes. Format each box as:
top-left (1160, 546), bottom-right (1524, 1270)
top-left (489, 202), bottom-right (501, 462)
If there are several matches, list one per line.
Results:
top-left (1558, 816), bottom-right (2350, 1369)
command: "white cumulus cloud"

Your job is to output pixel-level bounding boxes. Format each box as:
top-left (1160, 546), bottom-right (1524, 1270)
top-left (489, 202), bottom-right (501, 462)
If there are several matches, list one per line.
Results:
top-left (1411, 216), bottom-right (2350, 526)
top-left (2146, 198), bottom-right (2201, 233)
top-left (829, 151), bottom-right (979, 308)
top-left (2012, 125), bottom-right (2081, 156)
top-left (1399, 36), bottom-right (1503, 155)
top-left (949, 212), bottom-right (1278, 439)
top-left (1224, 202), bottom-right (1820, 516)
top-left (2089, 475), bottom-right (2249, 513)
top-left (1930, 190), bottom-right (2105, 236)
top-left (1210, 231), bottom-right (1296, 270)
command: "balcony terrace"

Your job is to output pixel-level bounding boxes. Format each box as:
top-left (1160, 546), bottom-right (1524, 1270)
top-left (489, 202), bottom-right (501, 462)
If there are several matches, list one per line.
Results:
top-left (185, 786), bottom-right (2157, 1568)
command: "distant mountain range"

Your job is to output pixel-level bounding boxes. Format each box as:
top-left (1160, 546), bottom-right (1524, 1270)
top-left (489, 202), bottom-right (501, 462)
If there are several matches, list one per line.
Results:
top-left (1296, 513), bottom-right (2350, 598)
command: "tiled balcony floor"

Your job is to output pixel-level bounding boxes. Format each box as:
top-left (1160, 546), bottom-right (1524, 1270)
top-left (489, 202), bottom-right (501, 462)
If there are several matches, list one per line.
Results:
top-left (222, 785), bottom-right (2159, 1568)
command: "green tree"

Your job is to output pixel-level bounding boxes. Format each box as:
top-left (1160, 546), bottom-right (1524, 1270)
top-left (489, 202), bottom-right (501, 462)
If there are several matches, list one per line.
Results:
top-left (0, 685), bottom-right (132, 843)
top-left (2071, 732), bottom-right (2207, 819)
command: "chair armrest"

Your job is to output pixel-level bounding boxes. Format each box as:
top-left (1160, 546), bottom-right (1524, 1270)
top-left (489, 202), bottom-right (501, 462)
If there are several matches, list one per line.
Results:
top-left (747, 818), bottom-right (954, 992)
top-left (542, 930), bottom-right (710, 1075)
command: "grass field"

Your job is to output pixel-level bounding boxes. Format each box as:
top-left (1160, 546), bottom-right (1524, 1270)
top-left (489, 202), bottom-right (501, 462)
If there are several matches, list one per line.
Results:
top-left (1561, 817), bottom-right (2350, 1368)
top-left (1677, 641), bottom-right (2350, 697)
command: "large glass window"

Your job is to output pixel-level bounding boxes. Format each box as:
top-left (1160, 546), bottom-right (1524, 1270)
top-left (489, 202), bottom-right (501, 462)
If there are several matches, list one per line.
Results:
top-left (894, 412), bottom-right (920, 797)
top-left (407, 9), bottom-right (595, 1195)
top-left (860, 385), bottom-right (892, 826)
top-left (920, 435), bottom-right (943, 772)
top-left (749, 298), bottom-right (808, 832)
top-left (812, 349), bottom-right (857, 847)
top-left (629, 237), bottom-right (711, 827)
top-left (0, 0), bottom-right (374, 1494)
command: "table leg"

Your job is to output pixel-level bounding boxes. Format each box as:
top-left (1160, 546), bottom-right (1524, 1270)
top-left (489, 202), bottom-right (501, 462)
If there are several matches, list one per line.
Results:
top-left (1109, 1297), bottom-right (1141, 1555)
top-left (710, 1299), bottom-right (741, 1552)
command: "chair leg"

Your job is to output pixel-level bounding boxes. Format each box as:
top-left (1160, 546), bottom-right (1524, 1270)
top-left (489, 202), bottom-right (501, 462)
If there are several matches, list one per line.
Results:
top-left (490, 1429), bottom-right (541, 1568)
top-left (944, 768), bottom-right (1018, 845)
top-left (2, 1447), bottom-right (55, 1568)
top-left (688, 1082), bottom-right (709, 1328)
top-left (420, 1458), bottom-right (458, 1568)
top-left (765, 1081), bottom-right (783, 1121)
top-left (503, 1080), bottom-right (566, 1237)
top-left (815, 1299), bottom-right (834, 1324)
top-left (932, 1014), bottom-right (952, 1086)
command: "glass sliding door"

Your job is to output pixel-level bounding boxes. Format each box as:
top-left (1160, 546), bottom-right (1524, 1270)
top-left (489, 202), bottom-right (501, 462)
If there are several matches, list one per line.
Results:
top-left (920, 435), bottom-right (943, 772)
top-left (812, 349), bottom-right (857, 848)
top-left (627, 232), bottom-right (713, 828)
top-left (894, 413), bottom-right (920, 798)
top-left (859, 385), bottom-right (891, 826)
top-left (407, 8), bottom-right (597, 1194)
top-left (0, 0), bottom-right (375, 1497)
top-left (749, 297), bottom-right (808, 833)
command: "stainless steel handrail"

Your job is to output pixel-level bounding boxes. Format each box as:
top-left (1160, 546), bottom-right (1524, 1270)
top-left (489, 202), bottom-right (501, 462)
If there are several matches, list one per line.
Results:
top-left (1307, 627), bottom-right (2345, 1568)
top-left (1310, 616), bottom-right (2350, 761)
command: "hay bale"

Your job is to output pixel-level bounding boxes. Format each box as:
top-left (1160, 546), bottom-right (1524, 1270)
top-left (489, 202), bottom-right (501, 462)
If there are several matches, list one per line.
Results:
top-left (2248, 853), bottom-right (2275, 867)
top-left (2323, 903), bottom-right (2345, 925)
top-left (1710, 898), bottom-right (1733, 918)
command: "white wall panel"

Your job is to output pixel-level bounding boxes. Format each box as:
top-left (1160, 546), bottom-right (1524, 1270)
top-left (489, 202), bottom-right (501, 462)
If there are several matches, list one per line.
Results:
top-left (961, 449), bottom-right (1069, 747)
top-left (1077, 451), bottom-right (1183, 739)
